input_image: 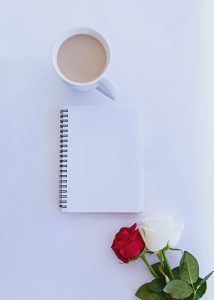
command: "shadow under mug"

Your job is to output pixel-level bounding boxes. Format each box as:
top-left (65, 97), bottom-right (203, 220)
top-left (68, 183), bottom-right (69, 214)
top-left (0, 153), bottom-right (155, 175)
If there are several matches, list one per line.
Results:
top-left (52, 27), bottom-right (121, 100)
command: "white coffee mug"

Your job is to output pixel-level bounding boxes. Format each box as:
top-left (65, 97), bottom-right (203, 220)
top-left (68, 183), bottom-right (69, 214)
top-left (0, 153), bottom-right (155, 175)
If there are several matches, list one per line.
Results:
top-left (52, 27), bottom-right (121, 100)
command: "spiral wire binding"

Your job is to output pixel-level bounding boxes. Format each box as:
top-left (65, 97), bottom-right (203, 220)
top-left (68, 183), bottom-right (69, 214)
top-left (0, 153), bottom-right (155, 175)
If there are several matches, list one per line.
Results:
top-left (59, 109), bottom-right (68, 208)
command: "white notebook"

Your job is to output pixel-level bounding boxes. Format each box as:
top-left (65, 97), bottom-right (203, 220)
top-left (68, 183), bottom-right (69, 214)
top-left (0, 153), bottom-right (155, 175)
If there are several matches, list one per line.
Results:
top-left (59, 104), bottom-right (143, 212)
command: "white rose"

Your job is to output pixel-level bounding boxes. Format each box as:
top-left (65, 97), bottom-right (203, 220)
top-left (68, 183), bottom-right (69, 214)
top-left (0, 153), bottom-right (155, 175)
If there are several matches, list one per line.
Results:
top-left (138, 214), bottom-right (184, 252)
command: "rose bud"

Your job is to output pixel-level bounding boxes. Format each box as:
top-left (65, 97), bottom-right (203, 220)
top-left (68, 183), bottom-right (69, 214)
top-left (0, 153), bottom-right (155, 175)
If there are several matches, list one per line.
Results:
top-left (111, 223), bottom-right (145, 263)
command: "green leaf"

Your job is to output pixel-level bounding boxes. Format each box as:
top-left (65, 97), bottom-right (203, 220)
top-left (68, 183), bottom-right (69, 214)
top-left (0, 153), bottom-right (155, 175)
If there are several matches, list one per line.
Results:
top-left (203, 270), bottom-right (214, 281)
top-left (152, 263), bottom-right (166, 281)
top-left (172, 267), bottom-right (181, 279)
top-left (185, 294), bottom-right (199, 300)
top-left (149, 279), bottom-right (165, 292)
top-left (151, 262), bottom-right (172, 281)
top-left (196, 281), bottom-right (207, 298)
top-left (198, 271), bottom-right (214, 287)
top-left (189, 271), bottom-right (213, 299)
top-left (180, 251), bottom-right (199, 284)
top-left (185, 280), bottom-right (207, 300)
top-left (163, 279), bottom-right (193, 299)
top-left (136, 283), bottom-right (167, 300)
top-left (193, 278), bottom-right (203, 289)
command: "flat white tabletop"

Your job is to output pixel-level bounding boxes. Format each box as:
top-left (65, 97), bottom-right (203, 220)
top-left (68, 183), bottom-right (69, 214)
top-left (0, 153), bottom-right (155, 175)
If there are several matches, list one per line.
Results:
top-left (0, 0), bottom-right (214, 299)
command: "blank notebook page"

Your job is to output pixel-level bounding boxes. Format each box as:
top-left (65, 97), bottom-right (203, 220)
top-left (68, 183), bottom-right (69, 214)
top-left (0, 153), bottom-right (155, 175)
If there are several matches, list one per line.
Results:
top-left (60, 104), bottom-right (143, 212)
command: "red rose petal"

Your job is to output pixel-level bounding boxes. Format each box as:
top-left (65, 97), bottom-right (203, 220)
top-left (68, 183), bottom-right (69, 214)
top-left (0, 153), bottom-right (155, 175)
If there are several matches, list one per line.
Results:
top-left (111, 223), bottom-right (145, 263)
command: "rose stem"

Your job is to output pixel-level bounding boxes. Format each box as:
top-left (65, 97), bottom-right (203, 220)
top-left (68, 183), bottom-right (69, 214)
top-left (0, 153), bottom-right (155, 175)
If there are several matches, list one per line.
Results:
top-left (161, 250), bottom-right (174, 280)
top-left (157, 251), bottom-right (164, 270)
top-left (140, 253), bottom-right (159, 278)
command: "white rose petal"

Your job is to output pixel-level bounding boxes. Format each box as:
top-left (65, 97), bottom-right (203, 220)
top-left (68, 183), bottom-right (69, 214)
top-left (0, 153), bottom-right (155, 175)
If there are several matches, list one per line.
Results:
top-left (138, 214), bottom-right (184, 252)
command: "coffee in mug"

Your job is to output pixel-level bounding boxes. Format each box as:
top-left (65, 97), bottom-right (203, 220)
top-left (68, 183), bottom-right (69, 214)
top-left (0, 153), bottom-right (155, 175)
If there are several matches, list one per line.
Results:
top-left (52, 27), bottom-right (121, 100)
top-left (57, 34), bottom-right (107, 83)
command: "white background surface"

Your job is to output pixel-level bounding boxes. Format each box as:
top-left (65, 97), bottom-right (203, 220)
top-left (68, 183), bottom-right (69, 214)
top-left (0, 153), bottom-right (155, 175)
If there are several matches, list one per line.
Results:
top-left (0, 0), bottom-right (214, 299)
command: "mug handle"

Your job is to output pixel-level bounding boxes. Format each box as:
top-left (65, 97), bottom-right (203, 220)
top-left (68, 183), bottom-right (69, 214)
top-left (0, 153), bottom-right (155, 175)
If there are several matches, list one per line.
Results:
top-left (96, 76), bottom-right (121, 100)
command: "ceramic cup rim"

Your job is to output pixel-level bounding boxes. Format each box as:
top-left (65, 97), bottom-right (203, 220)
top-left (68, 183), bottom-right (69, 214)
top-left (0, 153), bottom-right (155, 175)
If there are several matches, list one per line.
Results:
top-left (51, 27), bottom-right (111, 87)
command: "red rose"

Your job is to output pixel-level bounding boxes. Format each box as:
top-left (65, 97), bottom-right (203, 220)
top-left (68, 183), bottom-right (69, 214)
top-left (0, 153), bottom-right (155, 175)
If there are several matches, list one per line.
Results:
top-left (111, 223), bottom-right (145, 263)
